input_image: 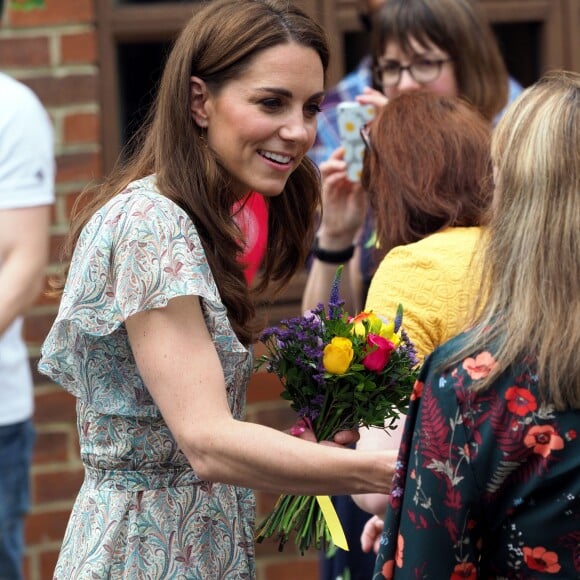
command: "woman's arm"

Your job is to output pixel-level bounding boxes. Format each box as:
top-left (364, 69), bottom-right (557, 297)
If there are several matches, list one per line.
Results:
top-left (302, 147), bottom-right (367, 314)
top-left (126, 294), bottom-right (398, 496)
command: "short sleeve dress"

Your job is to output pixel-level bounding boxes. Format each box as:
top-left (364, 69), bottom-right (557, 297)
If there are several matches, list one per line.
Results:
top-left (39, 176), bottom-right (256, 579)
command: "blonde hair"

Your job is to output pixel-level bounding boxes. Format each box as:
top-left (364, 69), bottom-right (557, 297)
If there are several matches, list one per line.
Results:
top-left (442, 71), bottom-right (580, 410)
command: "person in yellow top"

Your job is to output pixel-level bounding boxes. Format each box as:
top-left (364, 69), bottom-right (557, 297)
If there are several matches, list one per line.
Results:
top-left (351, 91), bottom-right (492, 524)
top-left (367, 227), bottom-right (483, 360)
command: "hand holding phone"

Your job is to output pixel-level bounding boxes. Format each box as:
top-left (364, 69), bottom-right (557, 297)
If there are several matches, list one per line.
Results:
top-left (336, 102), bottom-right (376, 182)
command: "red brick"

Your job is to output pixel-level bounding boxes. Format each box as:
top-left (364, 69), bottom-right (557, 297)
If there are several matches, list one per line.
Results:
top-left (32, 430), bottom-right (69, 464)
top-left (9, 0), bottom-right (93, 27)
top-left (33, 389), bottom-right (77, 424)
top-left (260, 557), bottom-right (319, 580)
top-left (63, 111), bottom-right (99, 144)
top-left (33, 468), bottom-right (84, 504)
top-left (247, 371), bottom-right (284, 404)
top-left (64, 190), bottom-right (90, 221)
top-left (23, 311), bottom-right (55, 345)
top-left (56, 151), bottom-right (102, 184)
top-left (32, 276), bottom-right (61, 307)
top-left (60, 30), bottom-right (97, 65)
top-left (0, 36), bottom-right (50, 67)
top-left (48, 232), bottom-right (66, 262)
top-left (25, 508), bottom-right (71, 544)
top-left (39, 550), bottom-right (60, 579)
top-left (21, 555), bottom-right (30, 580)
top-left (246, 404), bottom-right (295, 431)
top-left (21, 74), bottom-right (97, 107)
top-left (255, 490), bottom-right (280, 519)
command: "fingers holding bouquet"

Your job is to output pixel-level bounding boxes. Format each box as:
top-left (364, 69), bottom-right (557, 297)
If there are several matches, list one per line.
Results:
top-left (290, 417), bottom-right (360, 448)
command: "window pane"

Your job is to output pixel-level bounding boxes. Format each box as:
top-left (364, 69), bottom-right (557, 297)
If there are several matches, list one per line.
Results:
top-left (117, 40), bottom-right (172, 154)
top-left (492, 21), bottom-right (541, 87)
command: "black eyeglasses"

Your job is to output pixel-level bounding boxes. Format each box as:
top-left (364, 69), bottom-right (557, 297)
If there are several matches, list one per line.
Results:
top-left (373, 57), bottom-right (453, 88)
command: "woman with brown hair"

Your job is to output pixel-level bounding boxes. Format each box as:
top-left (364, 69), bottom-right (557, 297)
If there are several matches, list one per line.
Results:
top-left (373, 70), bottom-right (579, 580)
top-left (351, 91), bottom-right (493, 519)
top-left (37, 1), bottom-right (398, 577)
top-left (302, 0), bottom-right (517, 316)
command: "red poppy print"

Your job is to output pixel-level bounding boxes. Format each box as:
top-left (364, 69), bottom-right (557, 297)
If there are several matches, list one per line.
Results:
top-left (451, 561), bottom-right (477, 579)
top-left (523, 425), bottom-right (564, 458)
top-left (381, 559), bottom-right (394, 579)
top-left (395, 533), bottom-right (404, 568)
top-left (523, 546), bottom-right (562, 573)
top-left (505, 386), bottom-right (537, 416)
top-left (462, 351), bottom-right (496, 380)
top-left (411, 380), bottom-right (423, 401)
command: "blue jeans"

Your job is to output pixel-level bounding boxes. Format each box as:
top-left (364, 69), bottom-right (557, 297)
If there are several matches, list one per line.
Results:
top-left (0, 420), bottom-right (34, 580)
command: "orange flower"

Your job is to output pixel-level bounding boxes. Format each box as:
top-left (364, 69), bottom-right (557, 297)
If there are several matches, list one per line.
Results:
top-left (462, 351), bottom-right (496, 380)
top-left (395, 533), bottom-right (404, 568)
top-left (523, 546), bottom-right (561, 573)
top-left (451, 562), bottom-right (477, 579)
top-left (523, 425), bottom-right (564, 458)
top-left (505, 386), bottom-right (537, 416)
top-left (410, 380), bottom-right (423, 401)
top-left (381, 560), bottom-right (394, 579)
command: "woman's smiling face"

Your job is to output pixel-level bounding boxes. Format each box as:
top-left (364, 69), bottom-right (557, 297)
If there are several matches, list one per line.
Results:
top-left (191, 42), bottom-right (325, 198)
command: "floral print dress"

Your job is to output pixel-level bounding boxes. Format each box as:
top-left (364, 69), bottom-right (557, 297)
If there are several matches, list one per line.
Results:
top-left (374, 330), bottom-right (579, 579)
top-left (39, 176), bottom-right (256, 579)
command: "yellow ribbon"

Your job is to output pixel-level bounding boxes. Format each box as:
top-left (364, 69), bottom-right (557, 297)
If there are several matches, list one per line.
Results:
top-left (316, 495), bottom-right (349, 551)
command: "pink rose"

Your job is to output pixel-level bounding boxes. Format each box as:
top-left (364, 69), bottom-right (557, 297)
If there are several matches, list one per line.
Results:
top-left (362, 334), bottom-right (396, 372)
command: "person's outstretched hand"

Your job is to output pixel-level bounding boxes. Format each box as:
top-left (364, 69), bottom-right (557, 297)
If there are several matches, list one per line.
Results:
top-left (317, 146), bottom-right (367, 249)
top-left (361, 514), bottom-right (385, 554)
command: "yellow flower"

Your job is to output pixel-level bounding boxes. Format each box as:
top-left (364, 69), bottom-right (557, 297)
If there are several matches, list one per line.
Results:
top-left (351, 311), bottom-right (402, 347)
top-left (377, 320), bottom-right (401, 348)
top-left (323, 337), bottom-right (354, 375)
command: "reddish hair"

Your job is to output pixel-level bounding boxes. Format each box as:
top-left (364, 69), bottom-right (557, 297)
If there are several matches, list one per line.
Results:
top-left (361, 91), bottom-right (493, 257)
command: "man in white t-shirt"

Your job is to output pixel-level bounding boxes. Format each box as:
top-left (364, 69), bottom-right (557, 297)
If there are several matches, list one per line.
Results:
top-left (0, 72), bottom-right (54, 580)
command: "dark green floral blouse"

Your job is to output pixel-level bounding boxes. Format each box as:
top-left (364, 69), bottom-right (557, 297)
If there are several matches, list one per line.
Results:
top-left (374, 331), bottom-right (579, 579)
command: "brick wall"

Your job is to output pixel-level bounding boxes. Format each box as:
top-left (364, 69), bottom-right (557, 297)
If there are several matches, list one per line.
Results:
top-left (1, 1), bottom-right (320, 579)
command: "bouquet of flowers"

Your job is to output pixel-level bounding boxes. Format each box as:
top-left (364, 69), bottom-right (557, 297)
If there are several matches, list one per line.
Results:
top-left (254, 267), bottom-right (419, 554)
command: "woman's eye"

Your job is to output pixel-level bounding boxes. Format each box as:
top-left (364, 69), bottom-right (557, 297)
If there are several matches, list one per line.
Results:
top-left (261, 98), bottom-right (282, 109)
top-left (305, 103), bottom-right (322, 117)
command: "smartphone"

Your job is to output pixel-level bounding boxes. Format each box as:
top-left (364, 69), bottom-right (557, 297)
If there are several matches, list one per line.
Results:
top-left (336, 101), bottom-right (376, 182)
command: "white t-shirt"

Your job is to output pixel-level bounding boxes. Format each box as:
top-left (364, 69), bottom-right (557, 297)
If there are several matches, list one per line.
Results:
top-left (0, 72), bottom-right (55, 425)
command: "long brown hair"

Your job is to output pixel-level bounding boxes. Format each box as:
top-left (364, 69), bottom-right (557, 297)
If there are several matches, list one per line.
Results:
top-left (362, 91), bottom-right (493, 257)
top-left (372, 0), bottom-right (509, 121)
top-left (439, 71), bottom-right (580, 410)
top-left (56, 0), bottom-right (329, 346)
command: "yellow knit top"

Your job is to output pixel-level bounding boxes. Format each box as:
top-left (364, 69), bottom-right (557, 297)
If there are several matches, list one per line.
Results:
top-left (365, 227), bottom-right (484, 362)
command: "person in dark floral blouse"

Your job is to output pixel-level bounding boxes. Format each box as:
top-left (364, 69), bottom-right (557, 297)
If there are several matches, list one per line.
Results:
top-left (371, 70), bottom-right (580, 579)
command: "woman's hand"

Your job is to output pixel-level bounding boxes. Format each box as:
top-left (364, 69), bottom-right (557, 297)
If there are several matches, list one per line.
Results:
top-left (360, 514), bottom-right (385, 554)
top-left (357, 86), bottom-right (389, 110)
top-left (295, 425), bottom-right (360, 448)
top-left (317, 146), bottom-right (367, 249)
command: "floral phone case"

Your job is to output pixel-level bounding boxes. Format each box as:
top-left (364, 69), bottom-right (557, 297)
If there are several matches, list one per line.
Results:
top-left (336, 101), bottom-right (376, 182)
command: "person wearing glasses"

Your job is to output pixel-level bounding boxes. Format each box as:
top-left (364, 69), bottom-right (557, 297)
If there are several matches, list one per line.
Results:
top-left (303, 0), bottom-right (522, 315)
top-left (303, 3), bottom-right (522, 579)
top-left (372, 70), bottom-right (579, 580)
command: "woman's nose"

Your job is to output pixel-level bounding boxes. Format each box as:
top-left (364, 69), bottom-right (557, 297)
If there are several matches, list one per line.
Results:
top-left (397, 69), bottom-right (422, 92)
top-left (279, 113), bottom-right (310, 143)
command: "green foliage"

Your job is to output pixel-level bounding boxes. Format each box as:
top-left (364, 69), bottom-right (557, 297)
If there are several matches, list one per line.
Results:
top-left (10, 0), bottom-right (45, 11)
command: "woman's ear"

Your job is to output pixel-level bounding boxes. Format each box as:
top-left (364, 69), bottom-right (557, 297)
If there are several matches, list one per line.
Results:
top-left (190, 76), bottom-right (209, 128)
